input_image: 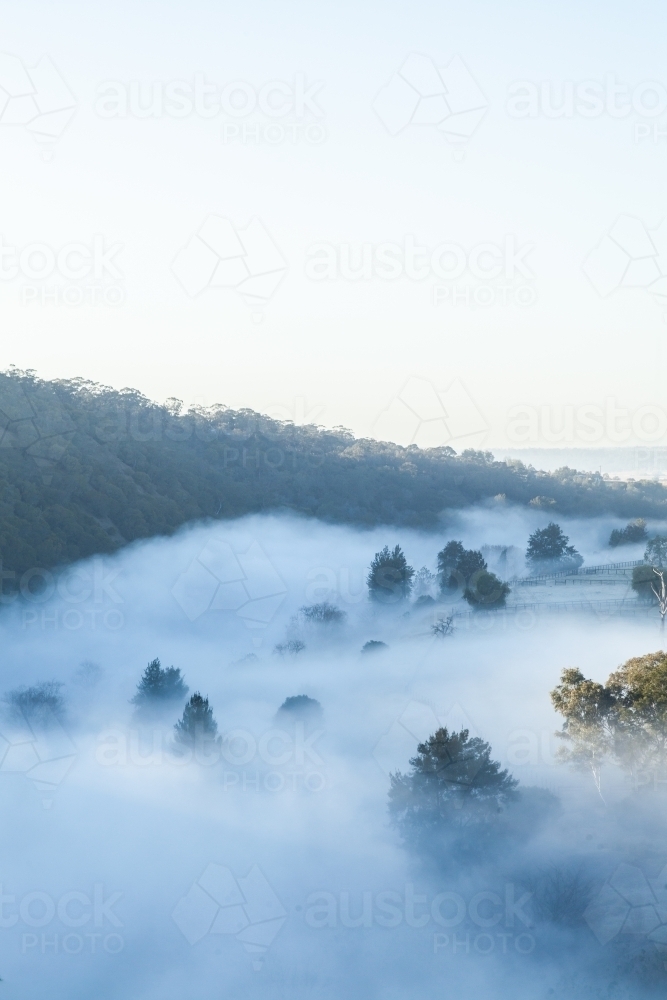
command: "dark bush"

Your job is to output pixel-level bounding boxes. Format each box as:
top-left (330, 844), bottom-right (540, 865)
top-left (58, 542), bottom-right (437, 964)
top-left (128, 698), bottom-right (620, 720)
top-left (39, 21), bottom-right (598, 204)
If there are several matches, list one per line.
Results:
top-left (361, 640), bottom-right (388, 654)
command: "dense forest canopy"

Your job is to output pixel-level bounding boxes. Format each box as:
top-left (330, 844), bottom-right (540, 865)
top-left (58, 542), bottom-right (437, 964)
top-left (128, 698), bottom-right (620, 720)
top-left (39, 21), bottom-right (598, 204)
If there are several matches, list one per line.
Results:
top-left (1, 368), bottom-right (666, 576)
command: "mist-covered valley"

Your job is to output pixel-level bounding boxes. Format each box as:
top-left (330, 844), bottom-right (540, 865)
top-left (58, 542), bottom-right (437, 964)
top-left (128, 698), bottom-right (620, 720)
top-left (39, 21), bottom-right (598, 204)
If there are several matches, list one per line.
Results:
top-left (1, 508), bottom-right (666, 998)
top-left (5, 0), bottom-right (667, 994)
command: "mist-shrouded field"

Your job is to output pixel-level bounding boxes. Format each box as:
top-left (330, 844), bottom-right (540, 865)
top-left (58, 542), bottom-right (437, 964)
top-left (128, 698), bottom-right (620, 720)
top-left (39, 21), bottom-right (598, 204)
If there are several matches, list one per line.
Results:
top-left (0, 508), bottom-right (665, 999)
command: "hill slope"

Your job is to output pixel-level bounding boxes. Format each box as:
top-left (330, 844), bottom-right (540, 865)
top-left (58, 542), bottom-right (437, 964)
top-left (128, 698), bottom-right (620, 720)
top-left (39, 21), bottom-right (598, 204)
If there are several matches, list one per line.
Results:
top-left (0, 369), bottom-right (665, 576)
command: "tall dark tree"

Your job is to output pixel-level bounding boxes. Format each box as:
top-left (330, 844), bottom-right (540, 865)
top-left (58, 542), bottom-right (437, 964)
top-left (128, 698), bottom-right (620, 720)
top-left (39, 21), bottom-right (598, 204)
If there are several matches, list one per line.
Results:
top-left (455, 549), bottom-right (487, 586)
top-left (173, 692), bottom-right (219, 750)
top-left (437, 541), bottom-right (486, 591)
top-left (367, 545), bottom-right (414, 602)
top-left (132, 658), bottom-right (189, 711)
top-left (526, 523), bottom-right (582, 571)
top-left (389, 728), bottom-right (518, 832)
top-left (437, 541), bottom-right (465, 590)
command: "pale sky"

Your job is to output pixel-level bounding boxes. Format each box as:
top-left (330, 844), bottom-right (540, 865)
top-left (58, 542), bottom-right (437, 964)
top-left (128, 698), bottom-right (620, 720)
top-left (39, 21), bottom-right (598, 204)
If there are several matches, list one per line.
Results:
top-left (2, 0), bottom-right (667, 448)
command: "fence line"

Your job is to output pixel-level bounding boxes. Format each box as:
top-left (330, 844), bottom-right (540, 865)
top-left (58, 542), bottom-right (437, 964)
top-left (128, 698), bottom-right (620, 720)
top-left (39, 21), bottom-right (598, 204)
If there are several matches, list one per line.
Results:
top-left (512, 559), bottom-right (644, 585)
top-left (448, 597), bottom-right (655, 625)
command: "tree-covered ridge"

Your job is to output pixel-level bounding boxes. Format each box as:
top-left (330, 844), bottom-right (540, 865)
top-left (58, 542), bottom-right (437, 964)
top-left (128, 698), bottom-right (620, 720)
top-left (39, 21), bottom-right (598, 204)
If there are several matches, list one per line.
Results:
top-left (1, 367), bottom-right (667, 576)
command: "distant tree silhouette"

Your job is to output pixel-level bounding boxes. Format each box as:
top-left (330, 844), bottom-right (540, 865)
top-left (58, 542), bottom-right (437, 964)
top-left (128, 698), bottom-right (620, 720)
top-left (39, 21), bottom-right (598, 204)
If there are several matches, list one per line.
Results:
top-left (367, 545), bottom-right (414, 602)
top-left (131, 658), bottom-right (188, 712)
top-left (609, 519), bottom-right (647, 547)
top-left (390, 727), bottom-right (518, 832)
top-left (526, 523), bottom-right (582, 572)
top-left (437, 541), bottom-right (465, 591)
top-left (299, 602), bottom-right (346, 624)
top-left (173, 693), bottom-right (219, 750)
top-left (273, 639), bottom-right (306, 656)
top-left (438, 541), bottom-right (488, 593)
top-left (3, 681), bottom-right (65, 726)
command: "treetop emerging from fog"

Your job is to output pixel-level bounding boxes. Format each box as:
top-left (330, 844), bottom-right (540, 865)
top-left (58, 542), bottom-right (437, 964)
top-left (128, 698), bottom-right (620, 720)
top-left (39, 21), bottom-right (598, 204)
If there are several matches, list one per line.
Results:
top-left (131, 659), bottom-right (189, 712)
top-left (526, 523), bottom-right (583, 572)
top-left (0, 368), bottom-right (663, 577)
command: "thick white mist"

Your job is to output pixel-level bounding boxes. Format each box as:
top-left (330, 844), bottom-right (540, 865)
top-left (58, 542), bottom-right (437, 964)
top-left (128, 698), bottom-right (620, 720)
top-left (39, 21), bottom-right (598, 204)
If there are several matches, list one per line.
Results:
top-left (0, 509), bottom-right (665, 998)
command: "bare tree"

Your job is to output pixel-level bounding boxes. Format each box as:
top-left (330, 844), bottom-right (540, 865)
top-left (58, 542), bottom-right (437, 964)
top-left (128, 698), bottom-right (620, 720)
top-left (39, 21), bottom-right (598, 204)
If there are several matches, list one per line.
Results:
top-left (431, 615), bottom-right (454, 638)
top-left (651, 568), bottom-right (667, 625)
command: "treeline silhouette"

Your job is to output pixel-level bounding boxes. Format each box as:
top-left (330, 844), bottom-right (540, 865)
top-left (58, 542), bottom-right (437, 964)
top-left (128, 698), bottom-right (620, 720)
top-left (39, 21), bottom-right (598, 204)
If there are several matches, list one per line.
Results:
top-left (1, 368), bottom-right (666, 576)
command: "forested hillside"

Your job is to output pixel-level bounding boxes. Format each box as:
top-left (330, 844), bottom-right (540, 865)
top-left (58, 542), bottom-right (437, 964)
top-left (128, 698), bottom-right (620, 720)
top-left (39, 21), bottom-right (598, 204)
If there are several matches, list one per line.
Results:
top-left (1, 368), bottom-right (666, 575)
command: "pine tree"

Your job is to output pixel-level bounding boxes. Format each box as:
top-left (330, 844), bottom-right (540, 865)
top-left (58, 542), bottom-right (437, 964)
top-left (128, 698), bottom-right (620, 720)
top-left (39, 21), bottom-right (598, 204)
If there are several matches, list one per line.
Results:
top-left (390, 727), bottom-right (518, 831)
top-left (173, 693), bottom-right (219, 750)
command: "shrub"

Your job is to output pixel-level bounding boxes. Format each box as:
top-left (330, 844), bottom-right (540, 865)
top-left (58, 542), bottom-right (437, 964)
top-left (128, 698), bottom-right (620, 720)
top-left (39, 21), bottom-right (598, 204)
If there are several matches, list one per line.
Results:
top-left (361, 640), bottom-right (388, 654)
top-left (517, 864), bottom-right (594, 927)
top-left (431, 615), bottom-right (454, 636)
top-left (299, 602), bottom-right (346, 624)
top-left (463, 570), bottom-right (510, 608)
top-left (414, 595), bottom-right (436, 607)
top-left (277, 695), bottom-right (323, 720)
top-left (273, 639), bottom-right (306, 656)
top-left (4, 681), bottom-right (65, 726)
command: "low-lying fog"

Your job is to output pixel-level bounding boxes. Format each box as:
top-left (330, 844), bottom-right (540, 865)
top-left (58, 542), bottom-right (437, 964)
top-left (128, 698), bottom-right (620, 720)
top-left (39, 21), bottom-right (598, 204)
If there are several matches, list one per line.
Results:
top-left (1, 508), bottom-right (666, 999)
